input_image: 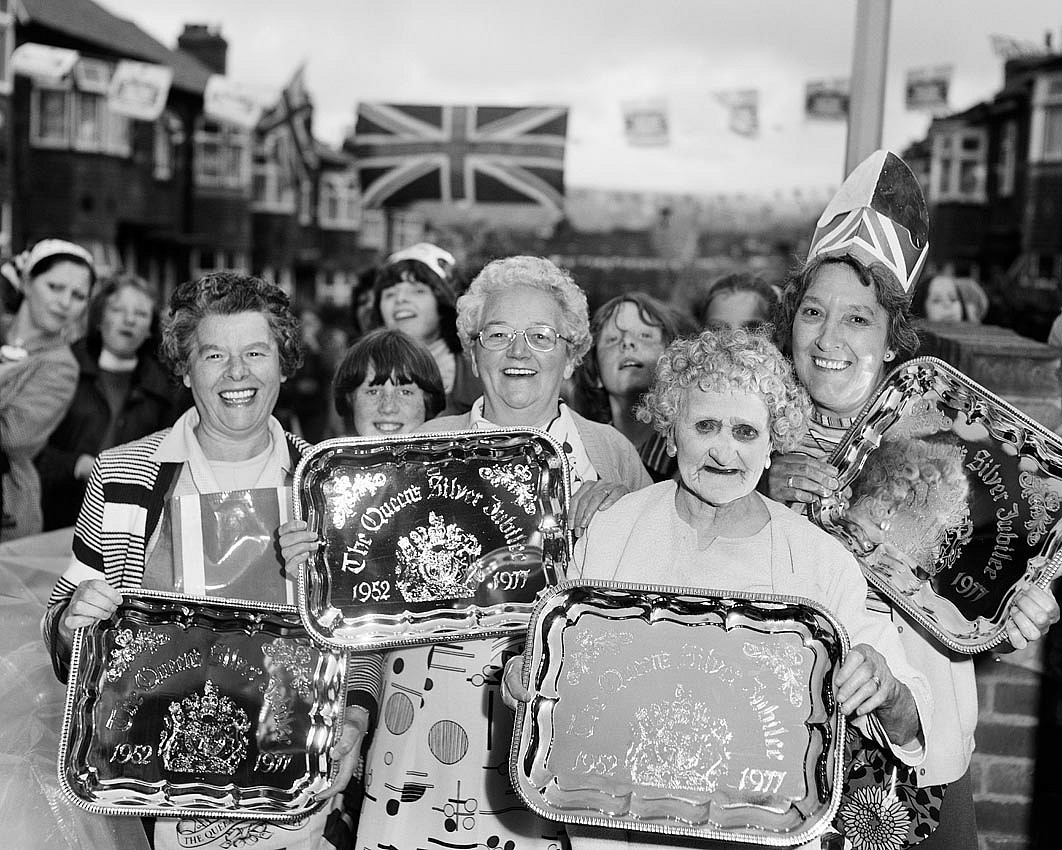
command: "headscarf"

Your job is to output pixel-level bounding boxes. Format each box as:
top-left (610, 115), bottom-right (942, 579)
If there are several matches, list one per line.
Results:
top-left (0, 239), bottom-right (96, 293)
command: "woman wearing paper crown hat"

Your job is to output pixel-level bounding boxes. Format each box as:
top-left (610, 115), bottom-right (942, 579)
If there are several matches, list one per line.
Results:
top-left (0, 238), bottom-right (95, 541)
top-left (373, 241), bottom-right (483, 414)
top-left (766, 150), bottom-right (1059, 849)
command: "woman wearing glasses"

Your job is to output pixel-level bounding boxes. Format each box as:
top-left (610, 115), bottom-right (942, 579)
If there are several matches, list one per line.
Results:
top-left (282, 256), bottom-right (650, 850)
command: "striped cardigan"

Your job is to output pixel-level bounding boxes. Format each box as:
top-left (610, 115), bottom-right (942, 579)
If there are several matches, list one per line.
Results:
top-left (42, 426), bottom-right (310, 681)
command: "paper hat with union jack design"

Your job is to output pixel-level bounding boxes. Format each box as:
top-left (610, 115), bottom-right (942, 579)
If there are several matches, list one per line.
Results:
top-left (807, 150), bottom-right (929, 296)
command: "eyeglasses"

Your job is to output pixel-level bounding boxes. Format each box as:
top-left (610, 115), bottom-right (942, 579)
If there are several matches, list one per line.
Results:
top-left (476, 323), bottom-right (573, 353)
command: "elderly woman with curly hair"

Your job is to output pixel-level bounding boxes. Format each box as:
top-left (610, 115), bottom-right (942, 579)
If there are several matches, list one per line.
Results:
top-left (42, 272), bottom-right (363, 850)
top-left (504, 327), bottom-right (933, 850)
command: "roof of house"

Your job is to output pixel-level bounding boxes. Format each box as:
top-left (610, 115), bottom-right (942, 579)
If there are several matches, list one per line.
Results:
top-left (19, 0), bottom-right (212, 94)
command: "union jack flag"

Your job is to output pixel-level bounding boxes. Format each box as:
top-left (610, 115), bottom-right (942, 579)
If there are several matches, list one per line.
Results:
top-left (350, 103), bottom-right (568, 211)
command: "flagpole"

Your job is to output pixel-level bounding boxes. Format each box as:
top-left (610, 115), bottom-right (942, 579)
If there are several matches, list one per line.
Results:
top-left (845, 0), bottom-right (891, 175)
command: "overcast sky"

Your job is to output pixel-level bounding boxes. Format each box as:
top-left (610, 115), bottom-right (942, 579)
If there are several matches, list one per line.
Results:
top-left (100, 0), bottom-right (1060, 196)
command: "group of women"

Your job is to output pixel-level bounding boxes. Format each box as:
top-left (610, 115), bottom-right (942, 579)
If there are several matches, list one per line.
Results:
top-left (19, 151), bottom-right (1060, 850)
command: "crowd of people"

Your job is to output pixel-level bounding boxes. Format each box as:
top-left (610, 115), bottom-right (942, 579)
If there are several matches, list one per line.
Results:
top-left (0, 148), bottom-right (1059, 850)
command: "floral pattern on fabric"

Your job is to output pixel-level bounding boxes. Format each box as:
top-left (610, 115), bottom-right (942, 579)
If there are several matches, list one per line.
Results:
top-left (829, 727), bottom-right (945, 848)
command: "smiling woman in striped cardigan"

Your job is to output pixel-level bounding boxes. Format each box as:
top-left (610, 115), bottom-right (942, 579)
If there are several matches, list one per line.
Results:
top-left (41, 271), bottom-right (367, 850)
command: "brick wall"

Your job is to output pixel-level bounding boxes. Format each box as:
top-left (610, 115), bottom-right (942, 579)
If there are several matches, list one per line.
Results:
top-left (973, 654), bottom-right (1040, 849)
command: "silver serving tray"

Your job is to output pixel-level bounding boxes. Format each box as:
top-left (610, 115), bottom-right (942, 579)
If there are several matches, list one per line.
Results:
top-left (812, 356), bottom-right (1062, 653)
top-left (59, 589), bottom-right (348, 820)
top-left (293, 429), bottom-right (571, 651)
top-left (512, 581), bottom-right (847, 846)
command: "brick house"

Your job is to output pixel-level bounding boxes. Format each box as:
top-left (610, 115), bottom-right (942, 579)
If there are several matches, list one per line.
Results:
top-left (904, 52), bottom-right (1062, 338)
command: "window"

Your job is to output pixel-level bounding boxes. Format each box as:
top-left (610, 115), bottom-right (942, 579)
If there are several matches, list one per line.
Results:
top-left (194, 118), bottom-right (250, 190)
top-left (190, 248), bottom-right (249, 280)
top-left (31, 84), bottom-right (70, 147)
top-left (1031, 73), bottom-right (1062, 163)
top-left (359, 209), bottom-right (386, 250)
top-left (997, 121), bottom-right (1017, 197)
top-left (251, 130), bottom-right (295, 212)
top-left (930, 128), bottom-right (986, 202)
top-left (315, 270), bottom-right (353, 306)
top-left (29, 58), bottom-right (130, 155)
top-left (0, 202), bottom-right (10, 257)
top-left (1044, 106), bottom-right (1062, 161)
top-left (154, 118), bottom-right (172, 180)
top-left (298, 178), bottom-right (313, 225)
top-left (318, 171), bottom-right (360, 230)
top-left (0, 2), bottom-right (13, 95)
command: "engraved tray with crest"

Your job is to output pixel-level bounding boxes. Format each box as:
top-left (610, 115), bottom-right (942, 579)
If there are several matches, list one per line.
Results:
top-left (512, 581), bottom-right (847, 846)
top-left (293, 429), bottom-right (571, 651)
top-left (812, 356), bottom-right (1062, 653)
top-left (59, 589), bottom-right (348, 820)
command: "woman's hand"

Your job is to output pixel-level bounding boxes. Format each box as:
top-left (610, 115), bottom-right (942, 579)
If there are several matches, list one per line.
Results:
top-left (74, 454), bottom-right (96, 481)
top-left (1004, 584), bottom-right (1059, 650)
top-left (59, 579), bottom-right (122, 651)
top-left (570, 480), bottom-right (629, 537)
top-left (766, 453), bottom-right (840, 505)
top-left (836, 644), bottom-right (920, 746)
top-left (501, 655), bottom-right (532, 711)
top-left (278, 519), bottom-right (320, 576)
top-left (316, 705), bottom-right (370, 800)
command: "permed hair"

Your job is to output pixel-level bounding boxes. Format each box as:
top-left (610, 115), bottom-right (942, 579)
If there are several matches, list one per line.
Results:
top-left (159, 272), bottom-right (303, 380)
top-left (774, 254), bottom-right (919, 361)
top-left (573, 292), bottom-right (695, 423)
top-left (455, 256), bottom-right (592, 365)
top-left (332, 328), bottom-right (447, 430)
top-left (637, 327), bottom-right (812, 453)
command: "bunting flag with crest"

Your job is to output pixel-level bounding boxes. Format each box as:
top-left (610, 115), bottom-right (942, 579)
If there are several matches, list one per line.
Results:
top-left (714, 90), bottom-right (759, 137)
top-left (805, 79), bottom-right (849, 121)
top-left (258, 65), bottom-right (318, 183)
top-left (350, 103), bottom-right (568, 211)
top-left (904, 66), bottom-right (952, 112)
top-left (622, 99), bottom-right (670, 146)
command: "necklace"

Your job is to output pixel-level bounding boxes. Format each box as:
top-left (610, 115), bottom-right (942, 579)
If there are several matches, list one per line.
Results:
top-left (806, 412), bottom-right (854, 460)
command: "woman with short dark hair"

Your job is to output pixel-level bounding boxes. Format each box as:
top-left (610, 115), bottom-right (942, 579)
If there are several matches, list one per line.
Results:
top-left (332, 327), bottom-right (446, 435)
top-left (373, 242), bottom-right (481, 413)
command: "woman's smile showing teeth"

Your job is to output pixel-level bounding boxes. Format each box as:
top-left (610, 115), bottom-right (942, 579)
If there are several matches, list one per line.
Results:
top-left (373, 421), bottom-right (403, 432)
top-left (220, 388), bottom-right (256, 404)
top-left (502, 367), bottom-right (536, 376)
top-left (812, 356), bottom-right (849, 371)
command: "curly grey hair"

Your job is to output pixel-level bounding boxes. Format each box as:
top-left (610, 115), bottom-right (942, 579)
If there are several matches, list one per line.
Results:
top-left (160, 271), bottom-right (303, 380)
top-left (455, 256), bottom-right (592, 365)
top-left (638, 327), bottom-right (811, 453)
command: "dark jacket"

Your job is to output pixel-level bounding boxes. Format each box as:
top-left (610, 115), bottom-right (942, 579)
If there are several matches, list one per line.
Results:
top-left (36, 337), bottom-right (185, 530)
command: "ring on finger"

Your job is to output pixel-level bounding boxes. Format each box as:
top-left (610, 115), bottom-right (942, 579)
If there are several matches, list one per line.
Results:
top-left (787, 475), bottom-right (794, 488)
top-left (870, 674), bottom-right (881, 689)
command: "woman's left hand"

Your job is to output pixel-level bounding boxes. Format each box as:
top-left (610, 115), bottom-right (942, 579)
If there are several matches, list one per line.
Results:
top-left (836, 644), bottom-right (921, 746)
top-left (316, 706), bottom-right (370, 800)
top-left (1004, 584), bottom-right (1059, 649)
top-left (835, 644), bottom-right (898, 717)
top-left (570, 480), bottom-right (629, 537)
